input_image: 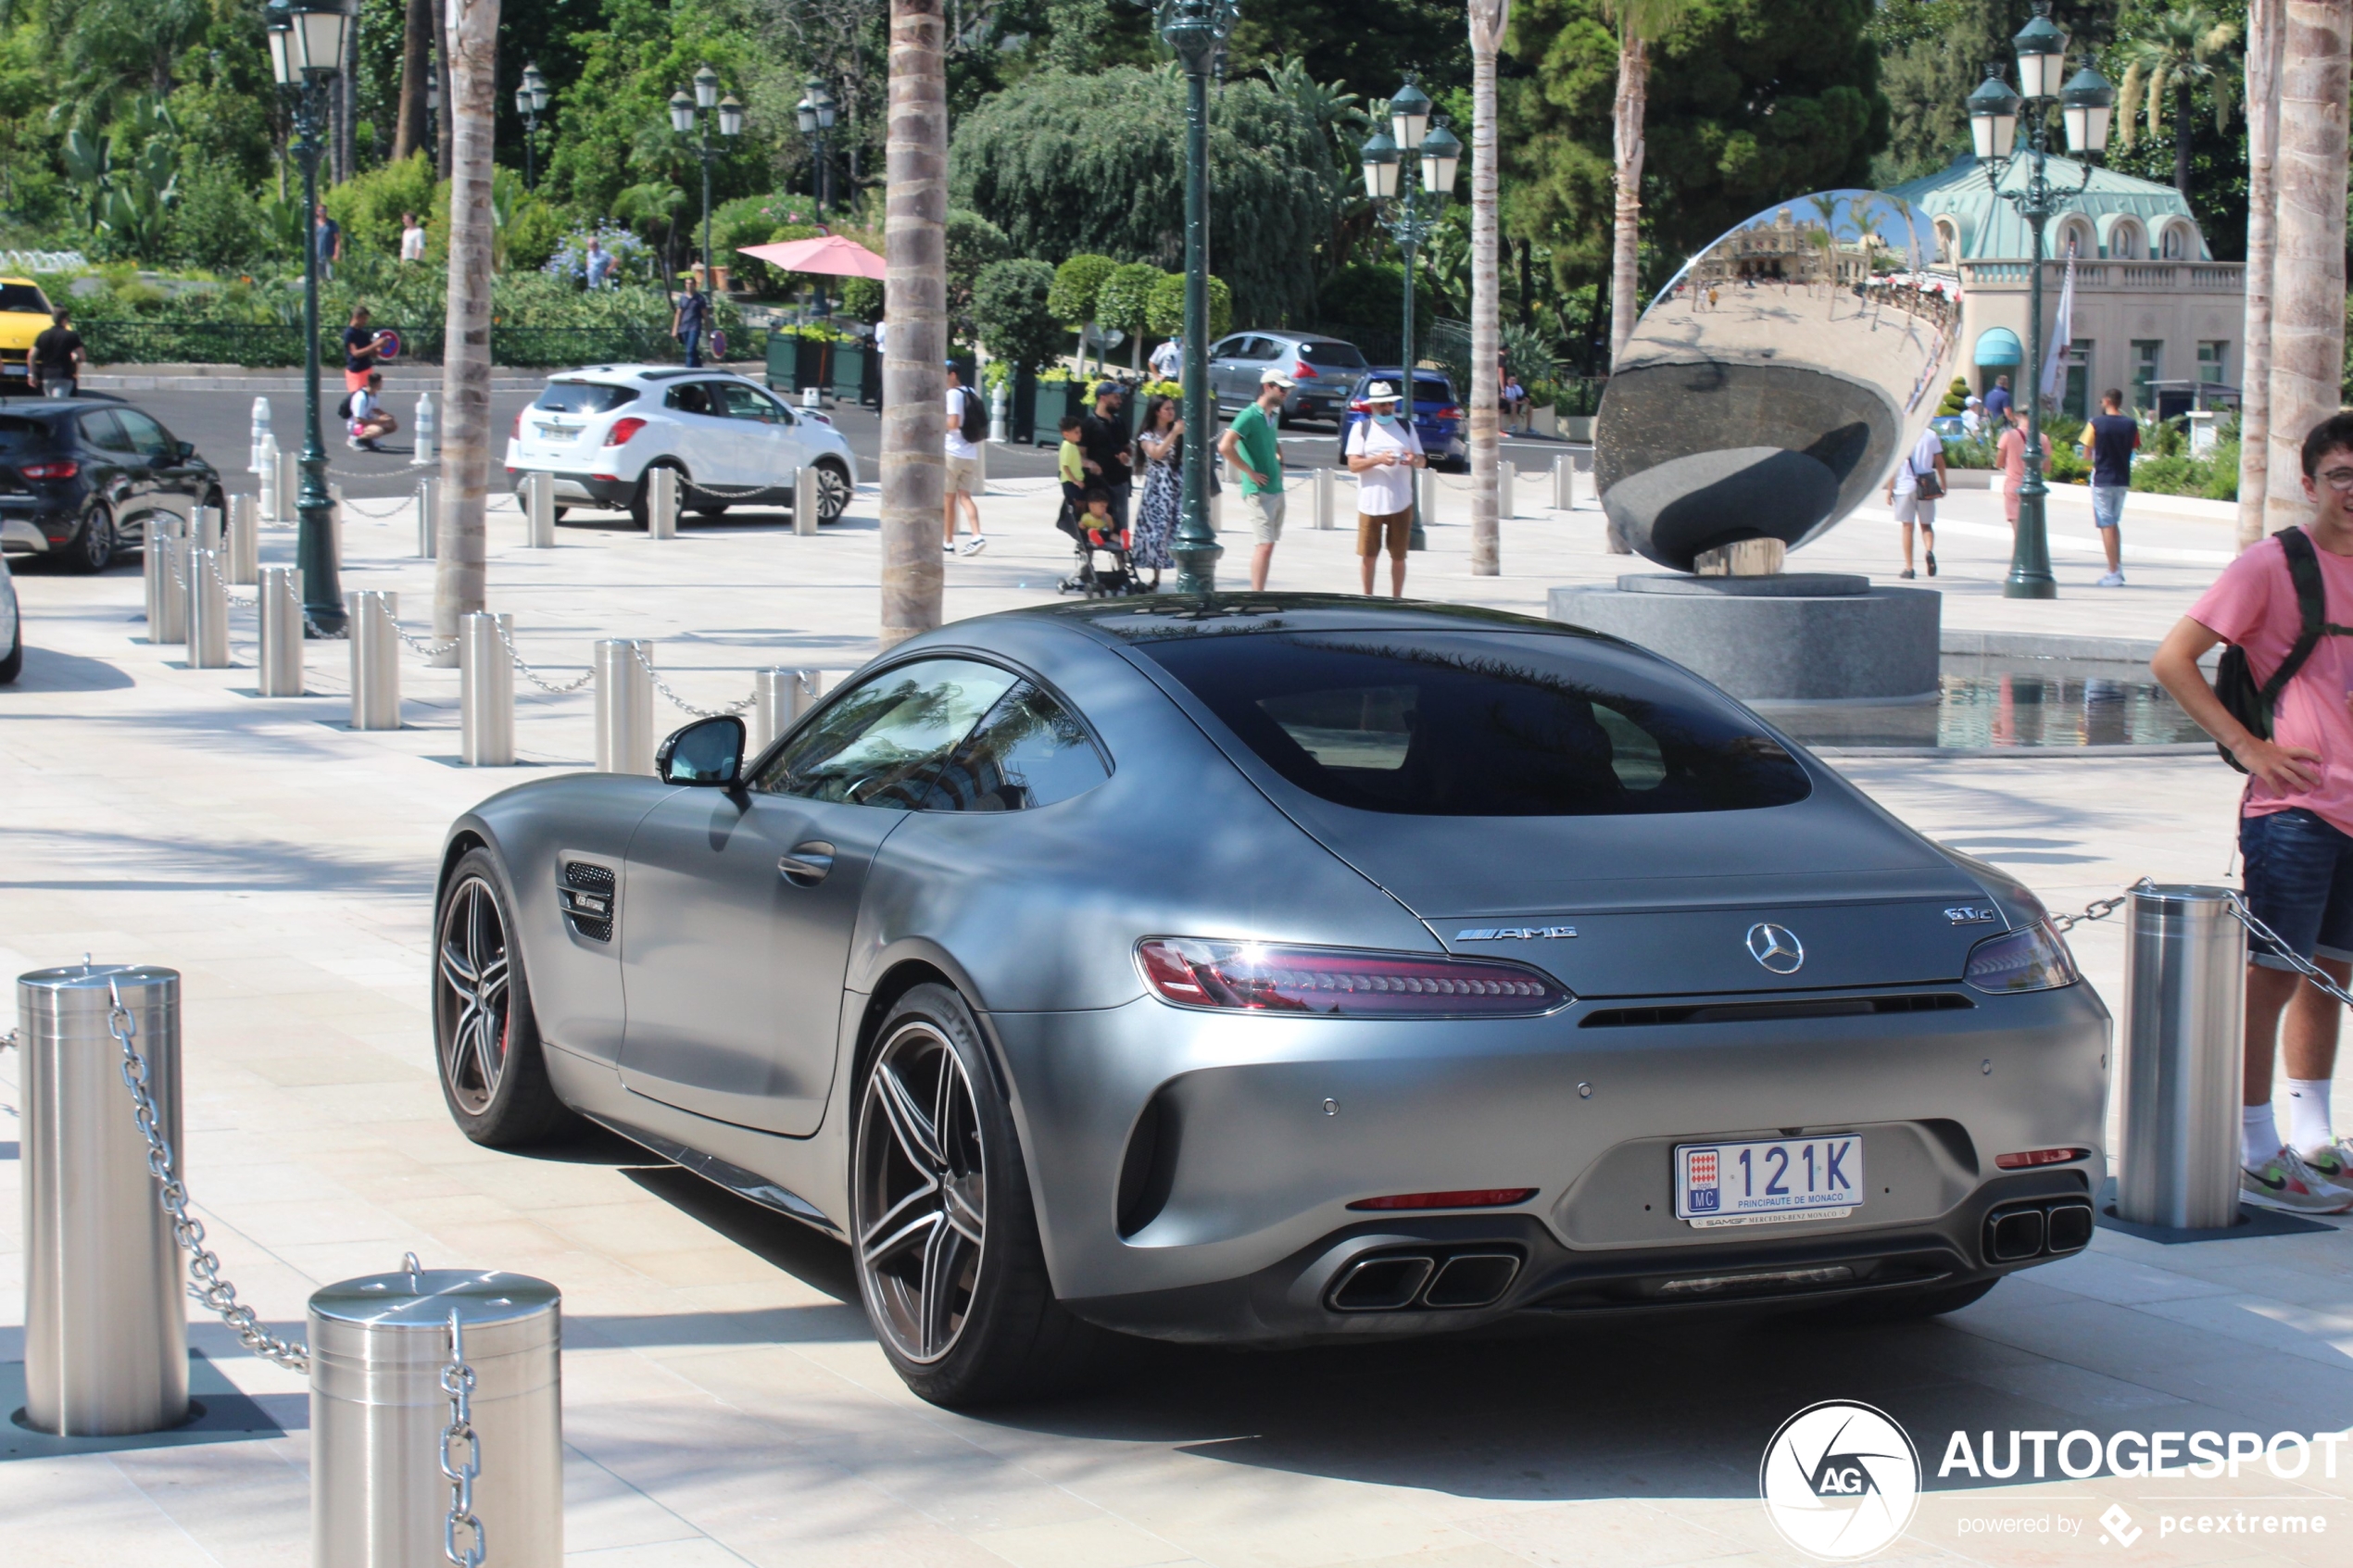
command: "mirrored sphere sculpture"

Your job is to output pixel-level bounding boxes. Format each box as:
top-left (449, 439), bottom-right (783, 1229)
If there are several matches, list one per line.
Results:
top-left (1595, 192), bottom-right (1964, 572)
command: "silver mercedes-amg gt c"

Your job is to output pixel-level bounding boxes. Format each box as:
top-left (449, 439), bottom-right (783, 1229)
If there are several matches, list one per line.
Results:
top-left (433, 596), bottom-right (2109, 1405)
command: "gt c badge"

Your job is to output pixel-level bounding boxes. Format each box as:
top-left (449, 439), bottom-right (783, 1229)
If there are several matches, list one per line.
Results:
top-left (1745, 923), bottom-right (1805, 974)
top-left (1944, 906), bottom-right (1998, 925)
top-left (1455, 926), bottom-right (1578, 941)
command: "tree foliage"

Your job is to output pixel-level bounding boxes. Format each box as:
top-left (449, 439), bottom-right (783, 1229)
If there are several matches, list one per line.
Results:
top-left (1144, 270), bottom-right (1231, 340)
top-left (972, 257), bottom-right (1063, 371)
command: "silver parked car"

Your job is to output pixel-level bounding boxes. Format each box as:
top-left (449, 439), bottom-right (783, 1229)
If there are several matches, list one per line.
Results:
top-left (1204, 332), bottom-right (1367, 423)
top-left (434, 596), bottom-right (2108, 1405)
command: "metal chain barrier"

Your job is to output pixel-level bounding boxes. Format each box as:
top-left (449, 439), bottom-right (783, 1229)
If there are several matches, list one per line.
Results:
top-left (205, 548), bottom-right (258, 612)
top-left (2225, 896), bottom-right (2353, 1010)
top-left (495, 620), bottom-right (597, 695)
top-left (2046, 883), bottom-right (2145, 934)
top-left (633, 641), bottom-right (756, 718)
top-left (441, 1308), bottom-right (487, 1568)
top-left (394, 621), bottom-right (460, 661)
top-left (107, 980), bottom-right (310, 1373)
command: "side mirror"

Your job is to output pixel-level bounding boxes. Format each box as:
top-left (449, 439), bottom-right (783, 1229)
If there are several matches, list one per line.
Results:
top-left (176, 441), bottom-right (195, 462)
top-left (655, 715), bottom-right (746, 786)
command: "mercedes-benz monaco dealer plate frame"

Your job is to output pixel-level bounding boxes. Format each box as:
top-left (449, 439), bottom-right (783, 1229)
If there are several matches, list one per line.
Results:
top-left (1675, 1135), bottom-right (1864, 1227)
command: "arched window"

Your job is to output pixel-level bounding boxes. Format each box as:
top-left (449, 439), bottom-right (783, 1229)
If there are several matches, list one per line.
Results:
top-left (2160, 222), bottom-right (2194, 259)
top-left (2059, 220), bottom-right (2095, 259)
top-left (2109, 221), bottom-right (2144, 260)
top-left (1934, 218), bottom-right (1960, 264)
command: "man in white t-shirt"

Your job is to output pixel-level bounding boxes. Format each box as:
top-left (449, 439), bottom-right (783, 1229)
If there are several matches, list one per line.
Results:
top-left (942, 363), bottom-right (986, 555)
top-left (1883, 424), bottom-right (1946, 580)
top-left (1345, 380), bottom-right (1426, 597)
top-left (1150, 335), bottom-right (1182, 383)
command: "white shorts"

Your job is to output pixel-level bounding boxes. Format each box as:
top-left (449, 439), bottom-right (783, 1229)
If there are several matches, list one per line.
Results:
top-left (1892, 491), bottom-right (1935, 525)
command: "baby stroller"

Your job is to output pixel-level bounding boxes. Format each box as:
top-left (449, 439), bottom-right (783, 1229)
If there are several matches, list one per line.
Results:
top-left (1054, 492), bottom-right (1147, 598)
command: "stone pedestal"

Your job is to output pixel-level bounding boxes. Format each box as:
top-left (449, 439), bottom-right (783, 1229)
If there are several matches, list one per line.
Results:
top-left (1549, 573), bottom-right (1940, 703)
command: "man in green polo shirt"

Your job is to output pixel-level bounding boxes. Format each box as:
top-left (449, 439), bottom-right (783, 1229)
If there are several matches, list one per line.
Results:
top-left (1218, 366), bottom-right (1290, 590)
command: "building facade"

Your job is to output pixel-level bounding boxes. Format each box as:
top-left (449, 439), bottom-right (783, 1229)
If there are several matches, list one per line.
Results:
top-left (1886, 155), bottom-right (2243, 419)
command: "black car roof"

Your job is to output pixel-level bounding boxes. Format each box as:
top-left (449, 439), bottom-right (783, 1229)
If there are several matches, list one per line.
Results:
top-left (1019, 593), bottom-right (1604, 645)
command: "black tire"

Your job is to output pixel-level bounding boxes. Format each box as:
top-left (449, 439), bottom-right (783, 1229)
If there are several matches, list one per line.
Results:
top-left (432, 847), bottom-right (585, 1148)
top-left (692, 503), bottom-right (730, 519)
top-left (1828, 1277), bottom-right (1997, 1323)
top-left (0, 615), bottom-right (20, 684)
top-left (812, 459), bottom-right (853, 523)
top-left (849, 983), bottom-right (1114, 1407)
top-left (64, 504), bottom-right (116, 573)
top-left (551, 506), bottom-right (570, 521)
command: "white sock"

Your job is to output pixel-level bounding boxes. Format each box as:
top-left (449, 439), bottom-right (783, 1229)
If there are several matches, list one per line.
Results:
top-left (2286, 1077), bottom-right (2335, 1156)
top-left (2245, 1103), bottom-right (2283, 1169)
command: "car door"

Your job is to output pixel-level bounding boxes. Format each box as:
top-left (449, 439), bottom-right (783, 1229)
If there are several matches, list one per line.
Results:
top-left (660, 380), bottom-right (741, 487)
top-left (117, 408), bottom-right (204, 515)
top-left (617, 656), bottom-right (1026, 1135)
top-left (711, 381), bottom-right (798, 498)
top-left (1205, 335), bottom-right (1248, 406)
top-left (74, 409), bottom-right (146, 537)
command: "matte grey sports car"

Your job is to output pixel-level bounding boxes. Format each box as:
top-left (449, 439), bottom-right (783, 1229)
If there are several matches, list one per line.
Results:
top-left (434, 596), bottom-right (2109, 1405)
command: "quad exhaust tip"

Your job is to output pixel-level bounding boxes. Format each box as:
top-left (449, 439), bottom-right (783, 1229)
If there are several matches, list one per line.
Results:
top-left (1985, 1198), bottom-right (2094, 1263)
top-left (1327, 1250), bottom-right (1522, 1313)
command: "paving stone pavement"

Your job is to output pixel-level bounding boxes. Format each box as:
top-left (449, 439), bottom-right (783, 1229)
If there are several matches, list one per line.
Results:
top-left (1, 469), bottom-right (2347, 1566)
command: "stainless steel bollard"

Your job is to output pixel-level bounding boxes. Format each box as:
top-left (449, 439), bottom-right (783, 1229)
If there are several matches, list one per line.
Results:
top-left (18, 963), bottom-right (189, 1436)
top-left (228, 494), bottom-right (259, 584)
top-left (346, 590), bottom-right (400, 731)
top-left (186, 549), bottom-right (231, 669)
top-left (258, 433), bottom-right (281, 521)
top-left (1313, 466), bottom-right (1335, 531)
top-left (648, 466), bottom-right (678, 540)
top-left (1416, 468), bottom-right (1439, 529)
top-left (594, 639), bottom-right (654, 773)
top-left (1499, 459), bottom-right (1516, 521)
top-left (411, 391), bottom-right (436, 467)
top-left (2118, 884), bottom-right (2247, 1229)
top-left (524, 472), bottom-right (556, 547)
top-left (279, 445), bottom-right (299, 526)
top-left (310, 1265), bottom-right (562, 1568)
top-left (460, 612), bottom-right (516, 766)
top-left (975, 436), bottom-right (988, 490)
top-left (250, 396), bottom-right (273, 474)
top-left (193, 504), bottom-right (222, 555)
top-left (794, 466), bottom-right (819, 537)
top-left (145, 515), bottom-right (187, 645)
top-left (1553, 453), bottom-right (1574, 511)
top-left (750, 667), bottom-right (823, 751)
top-left (416, 476), bottom-right (439, 558)
top-left (258, 567), bottom-right (305, 696)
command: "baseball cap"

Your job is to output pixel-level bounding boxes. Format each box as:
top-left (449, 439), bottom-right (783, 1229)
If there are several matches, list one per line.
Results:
top-left (1363, 380), bottom-right (1399, 402)
top-left (1259, 367), bottom-right (1295, 388)
top-left (1094, 381), bottom-right (1122, 399)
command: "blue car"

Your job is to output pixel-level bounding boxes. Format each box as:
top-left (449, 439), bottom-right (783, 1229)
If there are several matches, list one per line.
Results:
top-left (1341, 370), bottom-right (1469, 471)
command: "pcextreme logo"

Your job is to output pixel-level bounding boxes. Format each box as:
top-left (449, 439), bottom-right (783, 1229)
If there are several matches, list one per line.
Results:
top-left (1759, 1400), bottom-right (1922, 1561)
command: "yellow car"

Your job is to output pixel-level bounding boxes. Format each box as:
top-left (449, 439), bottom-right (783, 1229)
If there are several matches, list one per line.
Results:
top-left (1, 277), bottom-right (57, 390)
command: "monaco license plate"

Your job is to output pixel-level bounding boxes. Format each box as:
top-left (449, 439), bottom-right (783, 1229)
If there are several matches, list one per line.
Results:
top-left (1675, 1135), bottom-right (1861, 1228)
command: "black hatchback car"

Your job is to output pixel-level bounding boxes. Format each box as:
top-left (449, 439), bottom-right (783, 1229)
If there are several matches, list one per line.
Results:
top-left (0, 400), bottom-right (222, 572)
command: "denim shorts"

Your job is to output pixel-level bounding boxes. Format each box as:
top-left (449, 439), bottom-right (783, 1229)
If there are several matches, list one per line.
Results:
top-left (2239, 808), bottom-right (2353, 968)
top-left (2091, 484), bottom-right (2128, 528)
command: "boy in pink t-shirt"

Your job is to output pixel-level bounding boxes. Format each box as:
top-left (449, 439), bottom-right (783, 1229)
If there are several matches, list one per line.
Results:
top-left (2154, 412), bottom-right (2353, 1212)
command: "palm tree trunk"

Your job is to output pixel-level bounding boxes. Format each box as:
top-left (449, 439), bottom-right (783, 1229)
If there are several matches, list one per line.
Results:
top-left (1467, 0), bottom-right (1509, 579)
top-left (881, 0), bottom-right (946, 651)
top-left (433, 0), bottom-right (500, 657)
top-left (434, 0), bottom-right (455, 181)
top-left (2241, 0), bottom-right (2282, 548)
top-left (2263, 0), bottom-right (2350, 538)
top-left (2172, 79), bottom-right (2195, 197)
top-left (395, 0), bottom-right (432, 164)
top-left (1606, 30), bottom-right (1649, 554)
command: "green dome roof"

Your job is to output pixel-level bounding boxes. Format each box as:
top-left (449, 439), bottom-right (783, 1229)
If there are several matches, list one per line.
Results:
top-left (1884, 154), bottom-right (2209, 262)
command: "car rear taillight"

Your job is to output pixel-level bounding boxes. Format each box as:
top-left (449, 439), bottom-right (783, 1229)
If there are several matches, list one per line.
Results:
top-left (513, 409), bottom-right (526, 439)
top-left (604, 417), bottom-right (647, 446)
top-left (1293, 359), bottom-right (1318, 380)
top-left (1348, 399), bottom-right (1370, 413)
top-left (1137, 938), bottom-right (1568, 1018)
top-left (1434, 406), bottom-right (1462, 420)
top-left (1349, 1188), bottom-right (1537, 1211)
top-left (18, 458), bottom-right (78, 480)
top-left (1964, 922), bottom-right (2079, 994)
top-left (1994, 1148), bottom-right (2092, 1170)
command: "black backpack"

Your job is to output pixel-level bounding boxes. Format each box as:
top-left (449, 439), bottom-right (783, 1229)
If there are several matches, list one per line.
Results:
top-left (2214, 527), bottom-right (2353, 771)
top-left (958, 385), bottom-right (987, 440)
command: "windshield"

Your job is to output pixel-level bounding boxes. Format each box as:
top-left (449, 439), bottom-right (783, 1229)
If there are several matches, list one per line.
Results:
top-left (0, 282), bottom-right (49, 314)
top-left (1301, 341), bottom-right (1365, 368)
top-left (535, 382), bottom-right (637, 414)
top-left (1135, 630), bottom-right (1812, 818)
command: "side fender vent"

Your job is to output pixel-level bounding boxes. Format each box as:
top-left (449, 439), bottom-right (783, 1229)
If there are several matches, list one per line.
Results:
top-left (1115, 1088), bottom-right (1181, 1239)
top-left (560, 860), bottom-right (616, 942)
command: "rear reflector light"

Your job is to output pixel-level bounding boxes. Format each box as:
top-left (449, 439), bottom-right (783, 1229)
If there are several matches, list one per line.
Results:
top-left (1994, 1147), bottom-right (2091, 1170)
top-left (589, 473), bottom-right (618, 483)
top-left (605, 417), bottom-right (647, 446)
top-left (19, 458), bottom-right (77, 480)
top-left (1348, 1188), bottom-right (1537, 1211)
top-left (1137, 938), bottom-right (1568, 1018)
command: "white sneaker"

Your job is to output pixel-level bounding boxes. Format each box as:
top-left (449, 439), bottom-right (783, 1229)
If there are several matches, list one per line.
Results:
top-left (2243, 1146), bottom-right (2353, 1213)
top-left (2300, 1138), bottom-right (2353, 1189)
top-left (961, 535), bottom-right (988, 556)
top-left (943, 541), bottom-right (956, 554)
top-left (346, 434), bottom-right (361, 450)
top-left (2096, 571), bottom-right (2124, 587)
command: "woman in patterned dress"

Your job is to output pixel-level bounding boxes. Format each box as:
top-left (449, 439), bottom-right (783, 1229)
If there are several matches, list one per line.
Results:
top-left (1132, 395), bottom-right (1181, 590)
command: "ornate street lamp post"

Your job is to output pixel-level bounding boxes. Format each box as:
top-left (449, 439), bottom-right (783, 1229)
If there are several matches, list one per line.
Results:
top-left (265, 0), bottom-right (354, 637)
top-left (1157, 0), bottom-right (1239, 596)
top-left (1969, 2), bottom-right (2114, 599)
top-left (514, 61), bottom-right (550, 192)
top-left (796, 77), bottom-right (837, 215)
top-left (1361, 83), bottom-right (1459, 550)
top-left (670, 66), bottom-right (743, 293)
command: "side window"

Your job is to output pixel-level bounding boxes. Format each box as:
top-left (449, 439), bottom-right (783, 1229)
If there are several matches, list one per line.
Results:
top-left (116, 409), bottom-right (173, 458)
top-left (664, 382), bottom-right (715, 416)
top-left (716, 383), bottom-right (785, 423)
top-left (1209, 336), bottom-right (1243, 359)
top-left (77, 410), bottom-right (132, 453)
top-left (919, 683), bottom-right (1109, 812)
top-left (752, 658), bottom-right (1021, 809)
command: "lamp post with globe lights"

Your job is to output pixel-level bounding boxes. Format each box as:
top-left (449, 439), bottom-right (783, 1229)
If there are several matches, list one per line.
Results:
top-left (1361, 82), bottom-right (1460, 550)
top-left (264, 0), bottom-right (354, 636)
top-left (796, 77), bottom-right (837, 215)
top-left (669, 66), bottom-right (743, 292)
top-left (1968, 2), bottom-right (2115, 599)
top-left (514, 61), bottom-right (550, 191)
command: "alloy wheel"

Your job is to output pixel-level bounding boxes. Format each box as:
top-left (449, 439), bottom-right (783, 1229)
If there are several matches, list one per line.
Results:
top-left (814, 463), bottom-right (853, 523)
top-left (854, 1020), bottom-right (988, 1364)
top-left (435, 875), bottom-right (512, 1116)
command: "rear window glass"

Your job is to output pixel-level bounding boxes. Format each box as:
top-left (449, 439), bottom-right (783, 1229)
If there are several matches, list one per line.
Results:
top-left (1135, 631), bottom-right (1811, 818)
top-left (1300, 342), bottom-right (1365, 367)
top-left (0, 417), bottom-right (53, 454)
top-left (0, 283), bottom-right (48, 313)
top-left (535, 382), bottom-right (636, 414)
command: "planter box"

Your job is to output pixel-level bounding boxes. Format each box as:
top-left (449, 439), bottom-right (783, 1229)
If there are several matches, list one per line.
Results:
top-left (1529, 406), bottom-right (1557, 438)
top-left (831, 343), bottom-right (865, 405)
top-left (1562, 416), bottom-right (1594, 443)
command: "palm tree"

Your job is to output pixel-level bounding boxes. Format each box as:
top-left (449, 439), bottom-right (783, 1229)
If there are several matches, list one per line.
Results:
top-left (2238, 0), bottom-right (2281, 549)
top-left (2261, 0), bottom-right (2349, 537)
top-left (1467, 0), bottom-right (1509, 579)
top-left (2116, 5), bottom-right (2242, 199)
top-left (1806, 192), bottom-right (1846, 317)
top-left (1603, 0), bottom-right (1690, 369)
top-left (882, 0), bottom-right (947, 650)
top-left (432, 0), bottom-right (501, 662)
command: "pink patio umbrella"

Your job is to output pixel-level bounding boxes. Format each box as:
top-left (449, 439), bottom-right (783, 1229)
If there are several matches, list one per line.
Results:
top-left (735, 234), bottom-right (887, 279)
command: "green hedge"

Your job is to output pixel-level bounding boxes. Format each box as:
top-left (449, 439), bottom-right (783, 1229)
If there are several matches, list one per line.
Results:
top-left (74, 319), bottom-right (739, 369)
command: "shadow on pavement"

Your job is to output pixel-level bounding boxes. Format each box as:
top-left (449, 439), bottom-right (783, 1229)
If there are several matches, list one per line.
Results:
top-left (3, 645), bottom-right (136, 692)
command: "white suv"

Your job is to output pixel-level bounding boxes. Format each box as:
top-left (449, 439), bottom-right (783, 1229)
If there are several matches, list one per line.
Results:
top-left (503, 365), bottom-right (860, 529)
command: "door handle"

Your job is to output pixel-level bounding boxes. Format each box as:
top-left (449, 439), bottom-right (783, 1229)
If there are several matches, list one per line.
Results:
top-left (777, 841), bottom-right (836, 885)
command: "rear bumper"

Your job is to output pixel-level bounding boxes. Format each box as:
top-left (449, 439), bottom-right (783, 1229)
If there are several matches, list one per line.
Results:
top-left (2, 515), bottom-right (51, 552)
top-left (503, 467), bottom-right (633, 507)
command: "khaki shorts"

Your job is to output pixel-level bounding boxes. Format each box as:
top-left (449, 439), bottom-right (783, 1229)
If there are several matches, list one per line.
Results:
top-left (1891, 491), bottom-right (1934, 525)
top-left (945, 455), bottom-right (980, 495)
top-left (1357, 508), bottom-right (1412, 558)
top-left (1247, 490), bottom-right (1286, 544)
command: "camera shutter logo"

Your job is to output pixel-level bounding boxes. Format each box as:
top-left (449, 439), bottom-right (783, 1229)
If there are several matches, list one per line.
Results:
top-left (1758, 1400), bottom-right (1920, 1560)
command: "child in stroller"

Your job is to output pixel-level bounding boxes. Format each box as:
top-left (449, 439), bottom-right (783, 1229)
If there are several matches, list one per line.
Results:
top-left (1054, 415), bottom-right (1144, 596)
